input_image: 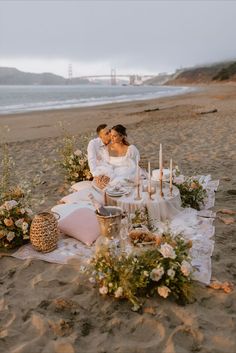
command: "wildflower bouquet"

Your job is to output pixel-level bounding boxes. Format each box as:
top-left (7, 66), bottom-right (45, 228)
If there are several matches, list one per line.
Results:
top-left (89, 232), bottom-right (193, 310)
top-left (58, 136), bottom-right (92, 184)
top-left (174, 176), bottom-right (207, 210)
top-left (0, 187), bottom-right (33, 249)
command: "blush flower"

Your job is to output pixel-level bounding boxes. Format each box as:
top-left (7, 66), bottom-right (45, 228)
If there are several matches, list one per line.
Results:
top-left (74, 149), bottom-right (82, 157)
top-left (159, 243), bottom-right (176, 259)
top-left (181, 260), bottom-right (192, 276)
top-left (3, 200), bottom-right (18, 211)
top-left (4, 218), bottom-right (14, 227)
top-left (114, 287), bottom-right (123, 298)
top-left (15, 219), bottom-right (24, 228)
top-left (150, 267), bottom-right (164, 282)
top-left (157, 286), bottom-right (171, 298)
top-left (99, 286), bottom-right (108, 295)
top-left (6, 231), bottom-right (15, 242)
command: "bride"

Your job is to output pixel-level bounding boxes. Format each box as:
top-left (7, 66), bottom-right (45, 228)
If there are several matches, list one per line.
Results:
top-left (94, 124), bottom-right (140, 187)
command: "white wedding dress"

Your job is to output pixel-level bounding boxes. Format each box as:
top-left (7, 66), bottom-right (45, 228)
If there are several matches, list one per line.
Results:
top-left (93, 144), bottom-right (140, 185)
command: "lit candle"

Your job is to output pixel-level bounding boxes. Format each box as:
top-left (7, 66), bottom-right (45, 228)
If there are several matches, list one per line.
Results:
top-left (170, 158), bottom-right (173, 193)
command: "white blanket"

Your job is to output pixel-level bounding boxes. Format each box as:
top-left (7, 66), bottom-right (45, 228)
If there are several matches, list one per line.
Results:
top-left (12, 175), bottom-right (219, 285)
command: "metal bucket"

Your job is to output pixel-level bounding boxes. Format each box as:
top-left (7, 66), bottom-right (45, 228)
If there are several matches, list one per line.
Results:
top-left (95, 206), bottom-right (123, 238)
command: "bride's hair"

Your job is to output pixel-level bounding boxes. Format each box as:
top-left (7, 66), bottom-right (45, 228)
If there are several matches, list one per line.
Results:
top-left (112, 124), bottom-right (130, 146)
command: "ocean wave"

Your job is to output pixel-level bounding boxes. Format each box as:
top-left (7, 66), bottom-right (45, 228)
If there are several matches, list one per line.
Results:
top-left (0, 86), bottom-right (195, 115)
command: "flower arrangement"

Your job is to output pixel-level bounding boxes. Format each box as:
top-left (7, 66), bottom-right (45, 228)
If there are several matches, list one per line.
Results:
top-left (58, 135), bottom-right (92, 184)
top-left (0, 187), bottom-right (33, 249)
top-left (89, 231), bottom-right (193, 311)
top-left (0, 143), bottom-right (33, 249)
top-left (173, 176), bottom-right (207, 210)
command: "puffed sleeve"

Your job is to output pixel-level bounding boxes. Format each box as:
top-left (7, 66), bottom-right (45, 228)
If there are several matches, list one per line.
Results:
top-left (127, 145), bottom-right (140, 163)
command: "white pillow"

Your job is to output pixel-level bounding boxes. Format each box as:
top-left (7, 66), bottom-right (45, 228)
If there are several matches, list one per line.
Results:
top-left (60, 188), bottom-right (103, 205)
top-left (70, 180), bottom-right (92, 192)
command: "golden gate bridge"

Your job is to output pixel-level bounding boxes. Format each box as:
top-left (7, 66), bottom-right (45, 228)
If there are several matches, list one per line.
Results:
top-left (68, 66), bottom-right (157, 85)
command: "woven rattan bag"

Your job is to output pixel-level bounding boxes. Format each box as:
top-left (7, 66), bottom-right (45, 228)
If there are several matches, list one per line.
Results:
top-left (30, 212), bottom-right (59, 253)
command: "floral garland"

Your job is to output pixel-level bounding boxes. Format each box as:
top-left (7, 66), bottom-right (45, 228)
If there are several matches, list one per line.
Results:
top-left (89, 230), bottom-right (193, 311)
top-left (0, 187), bottom-right (33, 249)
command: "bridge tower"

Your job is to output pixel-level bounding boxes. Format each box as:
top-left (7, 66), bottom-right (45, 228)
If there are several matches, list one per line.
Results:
top-left (111, 68), bottom-right (116, 85)
top-left (68, 64), bottom-right (73, 82)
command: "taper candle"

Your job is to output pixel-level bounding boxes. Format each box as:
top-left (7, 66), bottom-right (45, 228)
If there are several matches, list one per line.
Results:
top-left (170, 158), bottom-right (173, 193)
top-left (159, 143), bottom-right (163, 180)
top-left (148, 161), bottom-right (151, 192)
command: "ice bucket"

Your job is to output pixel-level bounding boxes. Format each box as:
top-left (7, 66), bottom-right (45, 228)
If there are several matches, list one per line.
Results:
top-left (95, 206), bottom-right (123, 238)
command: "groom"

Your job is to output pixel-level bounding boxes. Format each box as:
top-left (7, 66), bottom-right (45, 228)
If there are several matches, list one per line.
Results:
top-left (87, 124), bottom-right (111, 187)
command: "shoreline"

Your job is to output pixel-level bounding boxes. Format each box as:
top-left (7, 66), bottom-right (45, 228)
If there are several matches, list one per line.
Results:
top-left (0, 83), bottom-right (209, 143)
top-left (0, 84), bottom-right (195, 117)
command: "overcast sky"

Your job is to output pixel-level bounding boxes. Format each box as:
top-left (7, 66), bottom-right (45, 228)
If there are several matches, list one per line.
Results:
top-left (0, 0), bottom-right (236, 77)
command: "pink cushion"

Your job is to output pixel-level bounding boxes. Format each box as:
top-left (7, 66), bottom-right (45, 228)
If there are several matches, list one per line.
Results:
top-left (58, 207), bottom-right (100, 246)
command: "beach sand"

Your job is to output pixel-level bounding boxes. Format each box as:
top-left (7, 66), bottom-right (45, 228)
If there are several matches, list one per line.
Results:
top-left (0, 83), bottom-right (236, 353)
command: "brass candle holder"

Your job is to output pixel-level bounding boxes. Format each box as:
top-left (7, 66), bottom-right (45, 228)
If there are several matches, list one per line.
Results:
top-left (148, 183), bottom-right (155, 200)
top-left (148, 189), bottom-right (154, 200)
top-left (159, 171), bottom-right (164, 198)
top-left (134, 182), bottom-right (142, 201)
top-left (104, 191), bottom-right (108, 206)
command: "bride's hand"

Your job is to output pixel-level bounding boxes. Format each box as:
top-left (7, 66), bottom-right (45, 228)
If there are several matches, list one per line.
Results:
top-left (94, 175), bottom-right (110, 189)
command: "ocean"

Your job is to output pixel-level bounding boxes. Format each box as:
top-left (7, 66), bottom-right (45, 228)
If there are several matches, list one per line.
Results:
top-left (0, 84), bottom-right (193, 115)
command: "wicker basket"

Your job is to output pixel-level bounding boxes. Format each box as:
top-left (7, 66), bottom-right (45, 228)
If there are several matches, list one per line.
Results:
top-left (30, 212), bottom-right (59, 253)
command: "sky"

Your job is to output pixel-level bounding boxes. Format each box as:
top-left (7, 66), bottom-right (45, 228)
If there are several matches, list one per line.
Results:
top-left (0, 0), bottom-right (236, 78)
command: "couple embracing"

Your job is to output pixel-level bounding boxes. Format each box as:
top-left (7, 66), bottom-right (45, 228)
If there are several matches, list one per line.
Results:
top-left (87, 124), bottom-right (140, 189)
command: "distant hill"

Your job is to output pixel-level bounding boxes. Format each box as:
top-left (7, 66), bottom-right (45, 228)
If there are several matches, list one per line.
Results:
top-left (0, 67), bottom-right (90, 85)
top-left (144, 73), bottom-right (174, 85)
top-left (166, 60), bottom-right (236, 85)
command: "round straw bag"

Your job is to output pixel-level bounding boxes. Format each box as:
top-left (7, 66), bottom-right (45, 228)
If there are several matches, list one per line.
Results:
top-left (30, 212), bottom-right (60, 253)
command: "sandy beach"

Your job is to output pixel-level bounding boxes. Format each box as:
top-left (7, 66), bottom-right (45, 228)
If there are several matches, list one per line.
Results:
top-left (0, 83), bottom-right (236, 353)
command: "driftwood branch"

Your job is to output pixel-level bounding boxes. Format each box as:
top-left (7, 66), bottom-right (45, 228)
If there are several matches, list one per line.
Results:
top-left (198, 109), bottom-right (218, 115)
top-left (144, 107), bottom-right (160, 113)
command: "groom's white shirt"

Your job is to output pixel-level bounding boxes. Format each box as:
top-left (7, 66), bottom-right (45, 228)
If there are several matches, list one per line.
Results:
top-left (87, 137), bottom-right (108, 176)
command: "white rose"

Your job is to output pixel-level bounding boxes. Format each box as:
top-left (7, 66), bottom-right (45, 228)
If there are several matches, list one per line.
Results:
top-left (157, 286), bottom-right (171, 298)
top-left (22, 222), bottom-right (29, 234)
top-left (4, 200), bottom-right (18, 211)
top-left (167, 268), bottom-right (175, 279)
top-left (173, 175), bottom-right (185, 185)
top-left (114, 287), bottom-right (123, 298)
top-left (150, 267), bottom-right (164, 282)
top-left (89, 277), bottom-right (96, 284)
top-left (23, 233), bottom-right (30, 240)
top-left (181, 260), bottom-right (192, 277)
top-left (99, 286), bottom-right (108, 295)
top-left (15, 219), bottom-right (24, 228)
top-left (20, 208), bottom-right (25, 214)
top-left (25, 208), bottom-right (33, 216)
top-left (159, 243), bottom-right (176, 259)
top-left (6, 231), bottom-right (15, 242)
top-left (74, 149), bottom-right (82, 157)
